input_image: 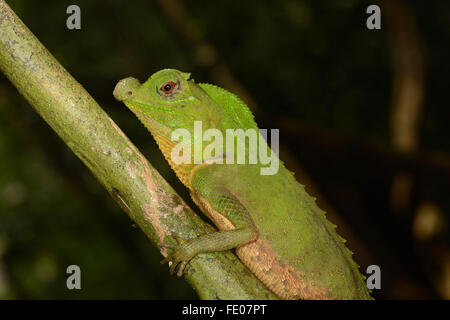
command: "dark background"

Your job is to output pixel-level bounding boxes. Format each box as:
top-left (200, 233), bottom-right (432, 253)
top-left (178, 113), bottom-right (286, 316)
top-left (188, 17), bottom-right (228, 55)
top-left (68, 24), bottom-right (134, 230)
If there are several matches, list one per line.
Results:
top-left (0, 0), bottom-right (448, 299)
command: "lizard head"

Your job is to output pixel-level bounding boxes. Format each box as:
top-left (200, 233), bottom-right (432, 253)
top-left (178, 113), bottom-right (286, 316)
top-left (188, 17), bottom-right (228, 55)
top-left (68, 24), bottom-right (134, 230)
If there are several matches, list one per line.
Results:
top-left (113, 68), bottom-right (220, 132)
top-left (114, 69), bottom-right (259, 177)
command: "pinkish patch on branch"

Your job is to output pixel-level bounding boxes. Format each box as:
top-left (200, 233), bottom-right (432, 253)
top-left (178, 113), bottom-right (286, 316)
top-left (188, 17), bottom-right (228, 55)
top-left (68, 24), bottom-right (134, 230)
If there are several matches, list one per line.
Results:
top-left (143, 203), bottom-right (169, 255)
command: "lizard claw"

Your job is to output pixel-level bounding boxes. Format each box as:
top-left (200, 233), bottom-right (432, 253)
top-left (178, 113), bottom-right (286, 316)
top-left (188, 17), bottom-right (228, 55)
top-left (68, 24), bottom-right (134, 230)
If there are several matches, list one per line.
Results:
top-left (159, 233), bottom-right (195, 277)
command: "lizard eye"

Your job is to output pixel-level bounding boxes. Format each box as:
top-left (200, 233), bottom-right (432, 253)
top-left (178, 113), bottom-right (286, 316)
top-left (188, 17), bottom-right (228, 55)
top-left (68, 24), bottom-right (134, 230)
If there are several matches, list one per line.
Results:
top-left (161, 81), bottom-right (176, 94)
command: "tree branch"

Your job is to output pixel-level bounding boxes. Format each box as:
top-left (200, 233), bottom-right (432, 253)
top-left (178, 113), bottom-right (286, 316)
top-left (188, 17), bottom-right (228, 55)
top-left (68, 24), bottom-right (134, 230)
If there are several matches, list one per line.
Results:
top-left (380, 0), bottom-right (426, 216)
top-left (0, 0), bottom-right (276, 299)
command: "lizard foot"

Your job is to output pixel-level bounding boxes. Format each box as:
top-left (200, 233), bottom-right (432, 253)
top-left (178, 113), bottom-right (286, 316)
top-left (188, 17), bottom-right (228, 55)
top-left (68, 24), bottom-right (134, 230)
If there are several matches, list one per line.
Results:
top-left (160, 233), bottom-right (196, 277)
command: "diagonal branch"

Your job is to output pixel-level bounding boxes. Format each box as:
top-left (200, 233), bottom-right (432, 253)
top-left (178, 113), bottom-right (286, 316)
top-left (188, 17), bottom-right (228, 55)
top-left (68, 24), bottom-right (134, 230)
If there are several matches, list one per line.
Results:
top-left (0, 0), bottom-right (276, 300)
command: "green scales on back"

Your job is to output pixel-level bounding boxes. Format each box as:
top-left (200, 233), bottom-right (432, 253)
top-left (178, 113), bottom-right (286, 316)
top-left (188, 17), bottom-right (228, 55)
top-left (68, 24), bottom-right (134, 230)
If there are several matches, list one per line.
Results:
top-left (113, 69), bottom-right (372, 299)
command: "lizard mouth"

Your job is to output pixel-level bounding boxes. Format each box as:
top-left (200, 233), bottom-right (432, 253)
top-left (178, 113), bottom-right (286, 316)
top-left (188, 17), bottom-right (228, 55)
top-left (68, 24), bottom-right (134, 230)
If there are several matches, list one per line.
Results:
top-left (124, 99), bottom-right (176, 115)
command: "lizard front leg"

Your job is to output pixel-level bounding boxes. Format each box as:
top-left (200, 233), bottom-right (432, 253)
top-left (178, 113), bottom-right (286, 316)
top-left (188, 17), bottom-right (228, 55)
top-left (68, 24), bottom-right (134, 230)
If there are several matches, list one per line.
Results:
top-left (161, 166), bottom-right (258, 276)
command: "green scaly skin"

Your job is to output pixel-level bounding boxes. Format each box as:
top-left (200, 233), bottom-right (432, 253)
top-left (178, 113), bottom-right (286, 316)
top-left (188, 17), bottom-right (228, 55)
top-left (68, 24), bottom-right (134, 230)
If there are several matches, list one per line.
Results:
top-left (113, 69), bottom-right (372, 300)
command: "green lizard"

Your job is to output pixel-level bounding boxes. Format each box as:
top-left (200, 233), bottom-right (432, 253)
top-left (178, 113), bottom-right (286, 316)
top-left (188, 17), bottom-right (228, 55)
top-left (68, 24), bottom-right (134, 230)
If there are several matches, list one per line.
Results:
top-left (113, 69), bottom-right (372, 300)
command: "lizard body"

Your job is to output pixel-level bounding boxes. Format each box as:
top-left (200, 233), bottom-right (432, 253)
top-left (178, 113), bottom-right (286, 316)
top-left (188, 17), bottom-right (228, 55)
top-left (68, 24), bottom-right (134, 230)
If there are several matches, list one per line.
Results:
top-left (113, 69), bottom-right (372, 299)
